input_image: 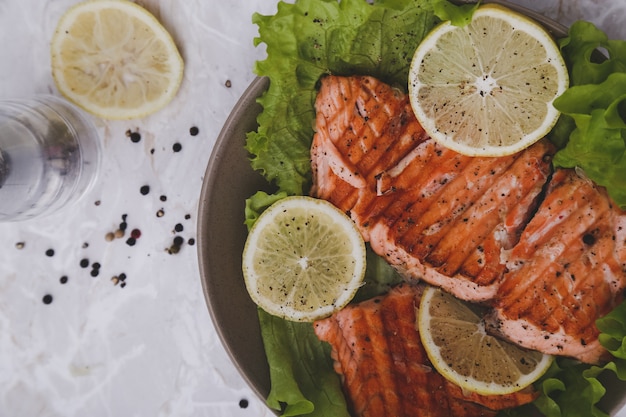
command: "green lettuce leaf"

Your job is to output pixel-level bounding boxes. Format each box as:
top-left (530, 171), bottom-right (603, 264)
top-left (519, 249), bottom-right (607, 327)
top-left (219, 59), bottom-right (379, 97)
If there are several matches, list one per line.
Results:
top-left (558, 21), bottom-right (626, 86)
top-left (259, 309), bottom-right (350, 417)
top-left (244, 190), bottom-right (288, 231)
top-left (551, 21), bottom-right (626, 209)
top-left (247, 0), bottom-right (442, 195)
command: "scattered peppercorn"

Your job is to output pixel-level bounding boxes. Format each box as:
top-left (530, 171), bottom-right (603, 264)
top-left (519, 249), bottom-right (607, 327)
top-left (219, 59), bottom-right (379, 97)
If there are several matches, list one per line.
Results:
top-left (160, 195), bottom-right (167, 202)
top-left (119, 221), bottom-right (128, 231)
top-left (239, 399), bottom-right (249, 409)
top-left (45, 249), bottom-right (55, 257)
top-left (114, 229), bottom-right (125, 239)
top-left (167, 236), bottom-right (184, 254)
top-left (174, 223), bottom-right (184, 232)
top-left (60, 276), bottom-right (68, 284)
top-left (94, 200), bottom-right (101, 206)
top-left (140, 185), bottom-right (150, 195)
top-left (127, 130), bottom-right (141, 143)
top-left (156, 209), bottom-right (165, 218)
top-left (105, 232), bottom-right (115, 242)
top-left (82, 242), bottom-right (89, 249)
top-left (189, 126), bottom-right (199, 136)
top-left (89, 262), bottom-right (101, 277)
top-left (80, 258), bottom-right (89, 268)
top-left (225, 80), bottom-right (232, 88)
top-left (15, 242), bottom-right (25, 249)
top-left (126, 237), bottom-right (136, 246)
top-left (42, 294), bottom-right (53, 304)
top-left (131, 229), bottom-right (141, 239)
top-left (188, 238), bottom-right (196, 246)
top-left (111, 273), bottom-right (127, 286)
top-left (185, 214), bottom-right (191, 220)
top-left (172, 142), bottom-right (182, 152)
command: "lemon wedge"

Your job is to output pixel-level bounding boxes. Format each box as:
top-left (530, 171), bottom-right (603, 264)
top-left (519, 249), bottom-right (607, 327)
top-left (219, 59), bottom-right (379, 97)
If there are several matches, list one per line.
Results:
top-left (408, 4), bottom-right (568, 156)
top-left (50, 0), bottom-right (184, 120)
top-left (242, 196), bottom-right (366, 322)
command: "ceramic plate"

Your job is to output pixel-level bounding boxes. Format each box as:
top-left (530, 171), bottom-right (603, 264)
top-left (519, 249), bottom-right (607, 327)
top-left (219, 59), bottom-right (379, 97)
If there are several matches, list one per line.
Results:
top-left (197, 2), bottom-right (626, 415)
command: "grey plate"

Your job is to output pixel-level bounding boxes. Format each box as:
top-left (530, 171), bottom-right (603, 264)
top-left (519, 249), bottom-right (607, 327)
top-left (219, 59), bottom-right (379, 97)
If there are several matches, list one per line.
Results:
top-left (197, 3), bottom-right (625, 415)
top-left (198, 75), bottom-right (271, 402)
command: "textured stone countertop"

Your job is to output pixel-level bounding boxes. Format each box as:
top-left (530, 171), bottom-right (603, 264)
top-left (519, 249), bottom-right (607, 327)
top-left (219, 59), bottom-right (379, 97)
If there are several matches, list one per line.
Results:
top-left (0, 0), bottom-right (624, 416)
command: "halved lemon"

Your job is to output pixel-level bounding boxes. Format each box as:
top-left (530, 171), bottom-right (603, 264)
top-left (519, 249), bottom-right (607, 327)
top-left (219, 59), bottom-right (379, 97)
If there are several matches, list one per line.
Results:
top-left (408, 4), bottom-right (568, 157)
top-left (242, 196), bottom-right (366, 322)
top-left (417, 285), bottom-right (553, 396)
top-left (51, 0), bottom-right (184, 120)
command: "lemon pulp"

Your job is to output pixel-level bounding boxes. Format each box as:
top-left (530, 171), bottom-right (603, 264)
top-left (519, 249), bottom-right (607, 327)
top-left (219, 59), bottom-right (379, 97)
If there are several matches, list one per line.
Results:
top-left (408, 4), bottom-right (568, 157)
top-left (242, 196), bottom-right (366, 322)
top-left (417, 285), bottom-right (553, 395)
top-left (51, 0), bottom-right (184, 120)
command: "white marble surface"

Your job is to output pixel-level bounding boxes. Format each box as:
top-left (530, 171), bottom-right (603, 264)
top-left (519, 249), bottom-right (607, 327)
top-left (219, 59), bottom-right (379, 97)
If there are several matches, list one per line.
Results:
top-left (0, 0), bottom-right (624, 416)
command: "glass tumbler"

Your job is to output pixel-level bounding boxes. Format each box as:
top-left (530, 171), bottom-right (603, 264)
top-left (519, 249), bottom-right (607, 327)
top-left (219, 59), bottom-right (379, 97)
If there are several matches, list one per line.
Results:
top-left (0, 95), bottom-right (101, 222)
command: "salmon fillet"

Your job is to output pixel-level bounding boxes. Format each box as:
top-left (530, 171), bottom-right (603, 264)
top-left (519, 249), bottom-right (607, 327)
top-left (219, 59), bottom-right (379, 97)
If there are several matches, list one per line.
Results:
top-left (311, 75), bottom-right (554, 302)
top-left (313, 284), bottom-right (538, 417)
top-left (487, 169), bottom-right (626, 364)
top-left (310, 75), bottom-right (626, 364)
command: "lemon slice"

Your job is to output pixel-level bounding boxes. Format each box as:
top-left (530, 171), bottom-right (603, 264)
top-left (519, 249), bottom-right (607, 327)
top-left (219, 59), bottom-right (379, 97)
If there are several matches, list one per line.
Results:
top-left (408, 4), bottom-right (568, 156)
top-left (417, 285), bottom-right (553, 395)
top-left (242, 196), bottom-right (366, 322)
top-left (50, 0), bottom-right (184, 120)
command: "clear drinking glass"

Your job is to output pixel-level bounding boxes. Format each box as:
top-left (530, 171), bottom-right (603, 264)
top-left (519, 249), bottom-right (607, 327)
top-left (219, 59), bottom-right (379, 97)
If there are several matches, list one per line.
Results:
top-left (0, 95), bottom-right (101, 222)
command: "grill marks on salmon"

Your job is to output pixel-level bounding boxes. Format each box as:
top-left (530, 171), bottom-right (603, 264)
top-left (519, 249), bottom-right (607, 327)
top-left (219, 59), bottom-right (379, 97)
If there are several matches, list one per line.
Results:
top-left (310, 75), bottom-right (626, 365)
top-left (313, 284), bottom-right (538, 417)
top-left (487, 169), bottom-right (626, 364)
top-left (311, 75), bottom-right (554, 302)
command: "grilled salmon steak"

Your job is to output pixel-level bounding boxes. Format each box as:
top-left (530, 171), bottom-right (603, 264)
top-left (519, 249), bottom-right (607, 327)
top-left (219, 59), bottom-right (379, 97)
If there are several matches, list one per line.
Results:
top-left (311, 75), bottom-right (554, 303)
top-left (487, 169), bottom-right (626, 364)
top-left (310, 75), bottom-right (626, 364)
top-left (314, 284), bottom-right (538, 417)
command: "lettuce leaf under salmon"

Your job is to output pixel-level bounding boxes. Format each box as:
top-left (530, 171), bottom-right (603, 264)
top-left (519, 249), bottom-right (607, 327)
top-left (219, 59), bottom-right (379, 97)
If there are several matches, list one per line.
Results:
top-left (245, 0), bottom-right (626, 416)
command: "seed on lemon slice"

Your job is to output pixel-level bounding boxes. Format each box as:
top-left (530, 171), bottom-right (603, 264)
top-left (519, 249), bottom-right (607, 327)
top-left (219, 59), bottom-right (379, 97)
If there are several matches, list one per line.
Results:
top-left (417, 285), bottom-right (553, 396)
top-left (242, 196), bottom-right (366, 322)
top-left (408, 4), bottom-right (568, 157)
top-left (50, 0), bottom-right (184, 120)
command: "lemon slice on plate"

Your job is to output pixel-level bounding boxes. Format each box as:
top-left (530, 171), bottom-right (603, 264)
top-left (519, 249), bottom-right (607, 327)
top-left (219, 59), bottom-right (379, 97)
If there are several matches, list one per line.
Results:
top-left (408, 4), bottom-right (568, 157)
top-left (242, 196), bottom-right (366, 322)
top-left (417, 285), bottom-right (553, 396)
top-left (50, 0), bottom-right (184, 120)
